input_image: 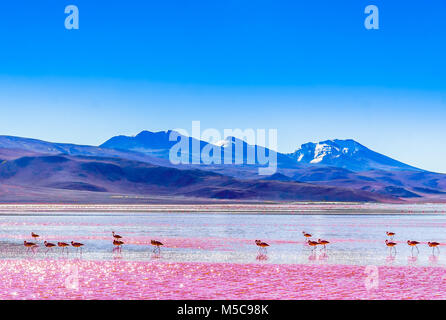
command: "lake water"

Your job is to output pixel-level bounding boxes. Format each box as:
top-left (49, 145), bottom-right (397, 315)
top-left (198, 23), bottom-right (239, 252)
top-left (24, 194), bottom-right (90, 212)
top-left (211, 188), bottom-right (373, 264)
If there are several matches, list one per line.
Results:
top-left (0, 212), bottom-right (445, 267)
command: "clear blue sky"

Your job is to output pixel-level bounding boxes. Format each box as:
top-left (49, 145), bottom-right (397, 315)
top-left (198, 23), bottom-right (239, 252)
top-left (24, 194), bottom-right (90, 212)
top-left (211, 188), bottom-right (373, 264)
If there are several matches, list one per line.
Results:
top-left (0, 1), bottom-right (445, 172)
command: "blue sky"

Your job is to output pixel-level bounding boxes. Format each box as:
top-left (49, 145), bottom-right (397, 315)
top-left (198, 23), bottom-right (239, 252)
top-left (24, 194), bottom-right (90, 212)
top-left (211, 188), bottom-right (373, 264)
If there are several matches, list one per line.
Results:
top-left (0, 1), bottom-right (445, 172)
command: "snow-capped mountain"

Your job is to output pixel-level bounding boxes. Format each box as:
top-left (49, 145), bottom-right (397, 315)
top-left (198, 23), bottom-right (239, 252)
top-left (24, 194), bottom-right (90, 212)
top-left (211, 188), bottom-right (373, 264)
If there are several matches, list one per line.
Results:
top-left (288, 139), bottom-right (420, 172)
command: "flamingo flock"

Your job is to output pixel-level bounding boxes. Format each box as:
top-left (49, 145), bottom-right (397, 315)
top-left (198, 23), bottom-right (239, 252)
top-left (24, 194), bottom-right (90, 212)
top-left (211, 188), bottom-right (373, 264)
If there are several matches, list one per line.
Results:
top-left (256, 231), bottom-right (441, 259)
top-left (111, 231), bottom-right (164, 253)
top-left (22, 231), bottom-right (167, 256)
top-left (22, 233), bottom-right (84, 255)
top-left (21, 230), bottom-right (442, 260)
top-left (301, 231), bottom-right (330, 252)
top-left (384, 231), bottom-right (440, 256)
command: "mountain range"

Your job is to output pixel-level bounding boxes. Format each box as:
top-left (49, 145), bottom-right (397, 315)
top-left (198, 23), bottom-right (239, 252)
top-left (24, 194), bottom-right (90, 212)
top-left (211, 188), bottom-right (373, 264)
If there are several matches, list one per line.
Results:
top-left (0, 131), bottom-right (445, 203)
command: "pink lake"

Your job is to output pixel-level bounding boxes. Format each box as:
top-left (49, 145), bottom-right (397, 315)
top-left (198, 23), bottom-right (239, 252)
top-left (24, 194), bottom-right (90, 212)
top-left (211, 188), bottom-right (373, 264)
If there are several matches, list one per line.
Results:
top-left (1, 210), bottom-right (446, 299)
top-left (0, 259), bottom-right (445, 300)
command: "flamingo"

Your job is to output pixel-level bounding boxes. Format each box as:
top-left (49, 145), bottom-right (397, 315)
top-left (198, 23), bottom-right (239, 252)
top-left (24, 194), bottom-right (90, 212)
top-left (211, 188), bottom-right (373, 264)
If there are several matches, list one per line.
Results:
top-left (31, 232), bottom-right (39, 241)
top-left (386, 232), bottom-right (395, 240)
top-left (318, 239), bottom-right (330, 250)
top-left (407, 240), bottom-right (420, 254)
top-left (44, 241), bottom-right (56, 253)
top-left (151, 240), bottom-right (163, 253)
top-left (58, 242), bottom-right (69, 253)
top-left (112, 231), bottom-right (122, 240)
top-left (113, 239), bottom-right (124, 252)
top-left (428, 242), bottom-right (440, 254)
top-left (385, 240), bottom-right (397, 254)
top-left (71, 241), bottom-right (84, 254)
top-left (24, 241), bottom-right (37, 253)
top-left (255, 240), bottom-right (269, 253)
top-left (302, 232), bottom-right (312, 239)
top-left (307, 240), bottom-right (319, 252)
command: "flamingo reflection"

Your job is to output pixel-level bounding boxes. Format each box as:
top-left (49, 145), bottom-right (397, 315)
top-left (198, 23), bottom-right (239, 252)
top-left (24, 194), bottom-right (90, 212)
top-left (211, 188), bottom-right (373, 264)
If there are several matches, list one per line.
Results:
top-left (256, 253), bottom-right (268, 261)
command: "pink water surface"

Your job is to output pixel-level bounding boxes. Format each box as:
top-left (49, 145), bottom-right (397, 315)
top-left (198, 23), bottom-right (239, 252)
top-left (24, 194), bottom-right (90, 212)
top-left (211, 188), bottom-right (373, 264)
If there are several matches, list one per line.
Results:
top-left (1, 259), bottom-right (445, 300)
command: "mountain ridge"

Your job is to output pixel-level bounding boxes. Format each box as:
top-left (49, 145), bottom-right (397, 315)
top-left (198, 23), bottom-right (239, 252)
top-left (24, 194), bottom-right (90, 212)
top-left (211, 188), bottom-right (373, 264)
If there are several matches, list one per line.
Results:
top-left (0, 132), bottom-right (445, 203)
top-left (0, 154), bottom-right (393, 203)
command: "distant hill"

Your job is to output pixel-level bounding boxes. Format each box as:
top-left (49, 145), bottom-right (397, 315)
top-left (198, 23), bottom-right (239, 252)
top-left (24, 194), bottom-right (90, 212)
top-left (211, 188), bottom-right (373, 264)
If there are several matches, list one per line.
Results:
top-left (0, 135), bottom-right (171, 166)
top-left (0, 154), bottom-right (392, 203)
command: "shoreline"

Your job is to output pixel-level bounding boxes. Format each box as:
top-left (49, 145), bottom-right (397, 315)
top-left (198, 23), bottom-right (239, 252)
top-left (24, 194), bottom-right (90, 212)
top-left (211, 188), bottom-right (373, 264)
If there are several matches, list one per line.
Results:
top-left (0, 203), bottom-right (445, 214)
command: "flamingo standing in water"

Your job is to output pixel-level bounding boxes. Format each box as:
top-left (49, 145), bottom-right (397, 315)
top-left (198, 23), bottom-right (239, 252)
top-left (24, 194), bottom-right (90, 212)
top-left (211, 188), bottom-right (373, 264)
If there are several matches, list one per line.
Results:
top-left (112, 232), bottom-right (123, 240)
top-left (58, 242), bottom-right (69, 254)
top-left (307, 240), bottom-right (319, 252)
top-left (151, 240), bottom-right (163, 253)
top-left (407, 240), bottom-right (420, 254)
top-left (31, 232), bottom-right (39, 241)
top-left (386, 232), bottom-right (395, 240)
top-left (24, 241), bottom-right (37, 254)
top-left (318, 239), bottom-right (330, 250)
top-left (113, 239), bottom-right (124, 252)
top-left (428, 242), bottom-right (440, 254)
top-left (71, 241), bottom-right (84, 254)
top-left (255, 240), bottom-right (269, 254)
top-left (302, 232), bottom-right (312, 239)
top-left (44, 241), bottom-right (56, 253)
top-left (385, 240), bottom-right (397, 254)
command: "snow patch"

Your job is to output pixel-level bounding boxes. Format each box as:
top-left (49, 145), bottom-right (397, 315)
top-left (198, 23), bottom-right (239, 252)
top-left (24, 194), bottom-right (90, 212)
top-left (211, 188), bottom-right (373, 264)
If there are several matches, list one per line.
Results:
top-left (214, 140), bottom-right (230, 147)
